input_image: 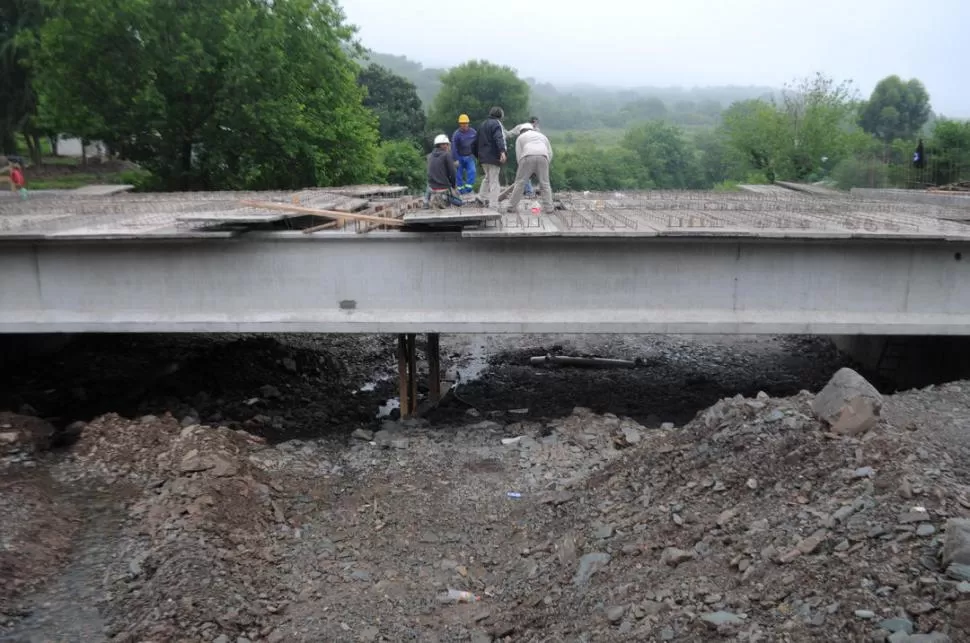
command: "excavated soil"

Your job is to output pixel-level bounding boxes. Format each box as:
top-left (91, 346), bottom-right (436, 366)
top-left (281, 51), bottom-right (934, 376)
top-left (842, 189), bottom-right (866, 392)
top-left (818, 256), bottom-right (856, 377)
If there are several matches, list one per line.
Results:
top-left (2, 333), bottom-right (966, 643)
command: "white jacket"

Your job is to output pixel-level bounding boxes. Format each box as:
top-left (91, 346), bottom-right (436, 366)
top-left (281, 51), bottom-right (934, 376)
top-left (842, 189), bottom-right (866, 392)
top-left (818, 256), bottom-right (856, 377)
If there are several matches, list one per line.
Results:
top-left (516, 129), bottom-right (553, 161)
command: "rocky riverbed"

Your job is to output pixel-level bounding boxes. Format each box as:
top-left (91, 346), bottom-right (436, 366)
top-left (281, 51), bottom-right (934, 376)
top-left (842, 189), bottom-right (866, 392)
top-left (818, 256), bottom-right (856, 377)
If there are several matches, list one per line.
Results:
top-left (2, 333), bottom-right (968, 642)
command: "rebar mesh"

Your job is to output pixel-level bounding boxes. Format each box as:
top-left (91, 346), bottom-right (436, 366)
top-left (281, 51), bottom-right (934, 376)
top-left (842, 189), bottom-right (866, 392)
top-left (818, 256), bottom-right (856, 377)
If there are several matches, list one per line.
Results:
top-left (4, 187), bottom-right (970, 239)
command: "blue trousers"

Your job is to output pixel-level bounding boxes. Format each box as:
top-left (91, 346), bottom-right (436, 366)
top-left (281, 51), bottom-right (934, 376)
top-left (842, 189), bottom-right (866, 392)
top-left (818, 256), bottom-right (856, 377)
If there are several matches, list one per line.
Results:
top-left (456, 155), bottom-right (476, 193)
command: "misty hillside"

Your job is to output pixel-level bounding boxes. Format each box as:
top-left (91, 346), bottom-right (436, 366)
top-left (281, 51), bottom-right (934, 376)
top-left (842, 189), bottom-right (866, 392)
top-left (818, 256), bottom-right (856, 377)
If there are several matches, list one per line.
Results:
top-left (359, 50), bottom-right (778, 130)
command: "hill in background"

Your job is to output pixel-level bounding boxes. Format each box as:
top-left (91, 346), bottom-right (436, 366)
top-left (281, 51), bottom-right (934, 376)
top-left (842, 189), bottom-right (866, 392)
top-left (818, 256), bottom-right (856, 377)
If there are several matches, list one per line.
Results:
top-left (359, 50), bottom-right (778, 130)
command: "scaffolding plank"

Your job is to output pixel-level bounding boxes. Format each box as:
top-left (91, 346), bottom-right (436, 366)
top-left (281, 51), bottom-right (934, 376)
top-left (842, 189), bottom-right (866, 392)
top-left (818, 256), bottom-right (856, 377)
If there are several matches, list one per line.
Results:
top-left (403, 208), bottom-right (502, 225)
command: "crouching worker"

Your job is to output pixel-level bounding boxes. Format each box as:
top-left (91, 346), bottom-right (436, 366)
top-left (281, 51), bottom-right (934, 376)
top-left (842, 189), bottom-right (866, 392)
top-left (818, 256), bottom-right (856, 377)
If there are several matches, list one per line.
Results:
top-left (427, 134), bottom-right (463, 209)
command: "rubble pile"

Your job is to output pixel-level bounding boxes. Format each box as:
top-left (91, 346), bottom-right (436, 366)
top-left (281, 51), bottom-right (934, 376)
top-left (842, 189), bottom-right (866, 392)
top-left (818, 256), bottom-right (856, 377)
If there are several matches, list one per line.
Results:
top-left (0, 411), bottom-right (55, 465)
top-left (505, 370), bottom-right (970, 642)
top-left (59, 414), bottom-right (291, 642)
top-left (138, 336), bottom-right (377, 440)
top-left (0, 471), bottom-right (79, 613)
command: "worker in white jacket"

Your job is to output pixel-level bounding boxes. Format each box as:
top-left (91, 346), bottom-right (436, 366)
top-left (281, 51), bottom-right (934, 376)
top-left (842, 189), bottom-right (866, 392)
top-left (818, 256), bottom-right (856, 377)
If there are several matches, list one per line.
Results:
top-left (506, 123), bottom-right (554, 213)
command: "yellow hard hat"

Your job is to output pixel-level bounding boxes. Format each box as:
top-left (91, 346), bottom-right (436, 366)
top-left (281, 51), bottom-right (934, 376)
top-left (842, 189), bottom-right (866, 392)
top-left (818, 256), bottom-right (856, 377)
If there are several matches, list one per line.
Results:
top-left (458, 114), bottom-right (470, 124)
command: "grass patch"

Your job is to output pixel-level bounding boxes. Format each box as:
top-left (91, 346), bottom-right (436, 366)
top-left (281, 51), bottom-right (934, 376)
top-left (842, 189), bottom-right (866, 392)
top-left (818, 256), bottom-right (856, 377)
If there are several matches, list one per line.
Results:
top-left (27, 172), bottom-right (133, 190)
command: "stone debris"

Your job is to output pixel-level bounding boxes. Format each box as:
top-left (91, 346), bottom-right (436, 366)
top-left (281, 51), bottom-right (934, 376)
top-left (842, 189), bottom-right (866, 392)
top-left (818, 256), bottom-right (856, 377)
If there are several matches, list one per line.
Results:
top-left (812, 367), bottom-right (884, 435)
top-left (5, 364), bottom-right (970, 642)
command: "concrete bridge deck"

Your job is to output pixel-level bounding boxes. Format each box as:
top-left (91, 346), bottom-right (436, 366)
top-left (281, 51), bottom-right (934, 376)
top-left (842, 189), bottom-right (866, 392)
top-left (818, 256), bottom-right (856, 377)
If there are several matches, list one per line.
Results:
top-left (3, 189), bottom-right (970, 336)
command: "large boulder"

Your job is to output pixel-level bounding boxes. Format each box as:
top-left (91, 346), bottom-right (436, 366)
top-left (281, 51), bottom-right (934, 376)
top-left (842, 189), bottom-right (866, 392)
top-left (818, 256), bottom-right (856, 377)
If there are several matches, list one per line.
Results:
top-left (942, 519), bottom-right (970, 569)
top-left (811, 368), bottom-right (883, 435)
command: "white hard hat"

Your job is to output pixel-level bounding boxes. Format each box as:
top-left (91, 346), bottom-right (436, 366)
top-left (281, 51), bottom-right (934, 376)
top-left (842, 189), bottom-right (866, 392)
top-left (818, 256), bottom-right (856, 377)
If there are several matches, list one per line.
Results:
top-left (433, 134), bottom-right (450, 146)
top-left (519, 123), bottom-right (534, 131)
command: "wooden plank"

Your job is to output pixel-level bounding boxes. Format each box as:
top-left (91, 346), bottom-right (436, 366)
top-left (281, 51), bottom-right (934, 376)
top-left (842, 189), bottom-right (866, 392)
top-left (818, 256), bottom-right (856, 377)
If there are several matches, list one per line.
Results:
top-left (398, 334), bottom-right (409, 419)
top-left (358, 197), bottom-right (425, 233)
top-left (428, 333), bottom-right (441, 403)
top-left (403, 208), bottom-right (502, 225)
top-left (332, 197), bottom-right (370, 213)
top-left (238, 200), bottom-right (406, 226)
top-left (330, 185), bottom-right (408, 198)
top-left (407, 333), bottom-right (417, 417)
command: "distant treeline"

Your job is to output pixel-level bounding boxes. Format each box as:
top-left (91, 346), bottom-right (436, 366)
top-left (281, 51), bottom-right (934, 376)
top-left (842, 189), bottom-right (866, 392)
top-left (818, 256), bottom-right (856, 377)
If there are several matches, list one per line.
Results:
top-left (364, 51), bottom-right (776, 131)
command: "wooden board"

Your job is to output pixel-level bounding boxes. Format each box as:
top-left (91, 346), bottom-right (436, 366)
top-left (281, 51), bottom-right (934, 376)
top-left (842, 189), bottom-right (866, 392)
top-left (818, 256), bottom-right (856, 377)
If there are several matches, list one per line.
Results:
top-left (329, 185), bottom-right (409, 198)
top-left (238, 200), bottom-right (406, 226)
top-left (402, 208), bottom-right (502, 225)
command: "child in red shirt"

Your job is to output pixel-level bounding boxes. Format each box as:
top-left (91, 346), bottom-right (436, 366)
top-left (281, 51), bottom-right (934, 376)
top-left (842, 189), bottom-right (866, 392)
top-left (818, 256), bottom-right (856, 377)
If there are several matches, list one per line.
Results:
top-left (9, 163), bottom-right (27, 200)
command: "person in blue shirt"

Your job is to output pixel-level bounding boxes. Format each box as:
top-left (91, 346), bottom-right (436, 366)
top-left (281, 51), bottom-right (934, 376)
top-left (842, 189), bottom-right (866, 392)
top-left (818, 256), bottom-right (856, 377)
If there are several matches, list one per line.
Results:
top-left (451, 114), bottom-right (478, 194)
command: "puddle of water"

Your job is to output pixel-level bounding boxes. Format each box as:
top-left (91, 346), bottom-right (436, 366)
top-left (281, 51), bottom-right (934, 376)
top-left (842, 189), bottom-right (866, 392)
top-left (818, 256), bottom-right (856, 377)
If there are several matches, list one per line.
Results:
top-left (366, 342), bottom-right (492, 419)
top-left (377, 398), bottom-right (400, 418)
top-left (455, 342), bottom-right (489, 383)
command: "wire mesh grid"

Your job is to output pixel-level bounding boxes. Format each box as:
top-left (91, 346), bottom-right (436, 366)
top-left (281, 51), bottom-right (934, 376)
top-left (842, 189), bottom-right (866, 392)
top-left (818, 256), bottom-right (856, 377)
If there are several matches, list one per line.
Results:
top-left (4, 187), bottom-right (970, 238)
top-left (551, 191), bottom-right (970, 235)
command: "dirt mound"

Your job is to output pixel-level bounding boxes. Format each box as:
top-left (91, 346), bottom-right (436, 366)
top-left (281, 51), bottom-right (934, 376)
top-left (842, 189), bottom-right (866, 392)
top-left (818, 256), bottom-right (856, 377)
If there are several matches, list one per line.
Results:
top-left (0, 334), bottom-right (393, 442)
top-left (0, 412), bottom-right (55, 462)
top-left (59, 414), bottom-right (290, 642)
top-left (0, 473), bottom-right (79, 614)
top-left (504, 390), bottom-right (968, 642)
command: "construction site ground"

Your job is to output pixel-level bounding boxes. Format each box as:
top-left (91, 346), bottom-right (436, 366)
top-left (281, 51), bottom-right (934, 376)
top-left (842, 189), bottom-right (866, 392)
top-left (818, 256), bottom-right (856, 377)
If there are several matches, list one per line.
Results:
top-left (1, 333), bottom-right (969, 642)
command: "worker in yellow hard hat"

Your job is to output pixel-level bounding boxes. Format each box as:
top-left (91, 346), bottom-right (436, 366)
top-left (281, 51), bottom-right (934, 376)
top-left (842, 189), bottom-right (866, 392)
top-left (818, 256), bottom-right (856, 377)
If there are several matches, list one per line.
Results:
top-left (451, 113), bottom-right (478, 194)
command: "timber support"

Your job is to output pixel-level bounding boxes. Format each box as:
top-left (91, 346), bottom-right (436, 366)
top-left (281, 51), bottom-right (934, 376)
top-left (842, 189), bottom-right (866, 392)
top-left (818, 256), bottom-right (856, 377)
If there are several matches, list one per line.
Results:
top-left (396, 333), bottom-right (442, 419)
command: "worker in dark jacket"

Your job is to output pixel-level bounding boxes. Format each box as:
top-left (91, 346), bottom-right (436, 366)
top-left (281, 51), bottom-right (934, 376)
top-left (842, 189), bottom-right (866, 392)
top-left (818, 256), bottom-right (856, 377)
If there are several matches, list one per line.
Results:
top-left (451, 114), bottom-right (478, 194)
top-left (427, 134), bottom-right (462, 209)
top-left (471, 106), bottom-right (507, 209)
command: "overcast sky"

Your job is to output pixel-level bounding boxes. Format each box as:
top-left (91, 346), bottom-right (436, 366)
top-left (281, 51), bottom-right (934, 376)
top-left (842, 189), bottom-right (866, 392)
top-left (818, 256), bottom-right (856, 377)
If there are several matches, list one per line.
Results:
top-left (339, 0), bottom-right (969, 117)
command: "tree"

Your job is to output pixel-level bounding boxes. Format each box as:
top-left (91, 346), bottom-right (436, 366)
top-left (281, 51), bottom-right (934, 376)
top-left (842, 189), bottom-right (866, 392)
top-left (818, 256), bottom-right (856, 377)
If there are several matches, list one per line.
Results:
top-left (718, 99), bottom-right (786, 181)
top-left (779, 73), bottom-right (860, 179)
top-left (622, 121), bottom-right (702, 189)
top-left (860, 76), bottom-right (931, 143)
top-left (358, 64), bottom-right (426, 144)
top-left (0, 0), bottom-right (44, 160)
top-left (428, 60), bottom-right (530, 135)
top-left (617, 97), bottom-right (668, 124)
top-left (37, 0), bottom-right (381, 190)
top-left (378, 140), bottom-right (425, 191)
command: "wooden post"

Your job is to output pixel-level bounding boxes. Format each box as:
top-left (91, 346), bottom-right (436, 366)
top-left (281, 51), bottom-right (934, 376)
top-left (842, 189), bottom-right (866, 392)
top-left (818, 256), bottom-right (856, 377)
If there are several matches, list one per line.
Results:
top-left (407, 333), bottom-right (417, 415)
top-left (397, 334), bottom-right (410, 419)
top-left (427, 333), bottom-right (441, 404)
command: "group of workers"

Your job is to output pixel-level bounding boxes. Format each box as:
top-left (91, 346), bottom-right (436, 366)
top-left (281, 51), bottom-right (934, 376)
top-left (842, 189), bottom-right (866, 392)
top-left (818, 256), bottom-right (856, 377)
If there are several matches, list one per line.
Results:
top-left (426, 106), bottom-right (554, 214)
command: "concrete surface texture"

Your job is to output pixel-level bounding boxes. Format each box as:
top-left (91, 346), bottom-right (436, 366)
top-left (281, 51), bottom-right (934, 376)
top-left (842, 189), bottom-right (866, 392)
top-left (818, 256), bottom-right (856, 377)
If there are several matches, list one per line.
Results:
top-left (2, 234), bottom-right (970, 335)
top-left (5, 187), bottom-right (970, 336)
top-left (3, 188), bottom-right (970, 241)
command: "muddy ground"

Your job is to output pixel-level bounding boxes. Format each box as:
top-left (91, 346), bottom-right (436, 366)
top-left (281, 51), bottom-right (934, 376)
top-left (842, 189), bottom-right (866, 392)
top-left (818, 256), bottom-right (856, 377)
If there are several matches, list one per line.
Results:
top-left (2, 333), bottom-right (967, 642)
top-left (0, 333), bottom-right (847, 440)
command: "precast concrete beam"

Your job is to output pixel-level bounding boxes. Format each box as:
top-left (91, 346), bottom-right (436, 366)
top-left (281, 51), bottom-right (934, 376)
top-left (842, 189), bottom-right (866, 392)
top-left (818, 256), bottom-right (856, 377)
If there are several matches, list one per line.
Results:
top-left (2, 233), bottom-right (970, 335)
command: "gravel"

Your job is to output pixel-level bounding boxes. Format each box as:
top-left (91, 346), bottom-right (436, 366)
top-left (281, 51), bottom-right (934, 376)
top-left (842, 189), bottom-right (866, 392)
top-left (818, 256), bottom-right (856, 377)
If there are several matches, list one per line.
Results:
top-left (2, 333), bottom-right (969, 642)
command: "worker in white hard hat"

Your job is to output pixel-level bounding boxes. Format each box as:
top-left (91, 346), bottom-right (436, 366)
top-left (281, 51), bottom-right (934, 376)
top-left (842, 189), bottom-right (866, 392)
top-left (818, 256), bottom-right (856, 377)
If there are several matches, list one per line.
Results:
top-left (426, 134), bottom-right (462, 209)
top-left (506, 122), bottom-right (554, 214)
top-left (451, 114), bottom-right (478, 194)
top-left (507, 116), bottom-right (541, 197)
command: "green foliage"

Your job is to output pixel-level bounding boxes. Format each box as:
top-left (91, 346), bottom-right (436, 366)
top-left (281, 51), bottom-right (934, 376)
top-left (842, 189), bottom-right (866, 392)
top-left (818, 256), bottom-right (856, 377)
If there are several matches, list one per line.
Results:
top-left (720, 99), bottom-right (786, 181)
top-left (716, 74), bottom-right (865, 183)
top-left (622, 121), bottom-right (703, 189)
top-left (692, 129), bottom-right (748, 187)
top-left (712, 180), bottom-right (741, 192)
top-left (362, 51), bottom-right (443, 108)
top-left (359, 64), bottom-right (426, 144)
top-left (859, 76), bottom-right (931, 143)
top-left (926, 119), bottom-right (970, 185)
top-left (551, 143), bottom-right (648, 191)
top-left (378, 140), bottom-right (425, 191)
top-left (428, 60), bottom-right (530, 135)
top-left (528, 83), bottom-right (773, 131)
top-left (36, 0), bottom-right (381, 190)
top-left (0, 0), bottom-right (45, 159)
